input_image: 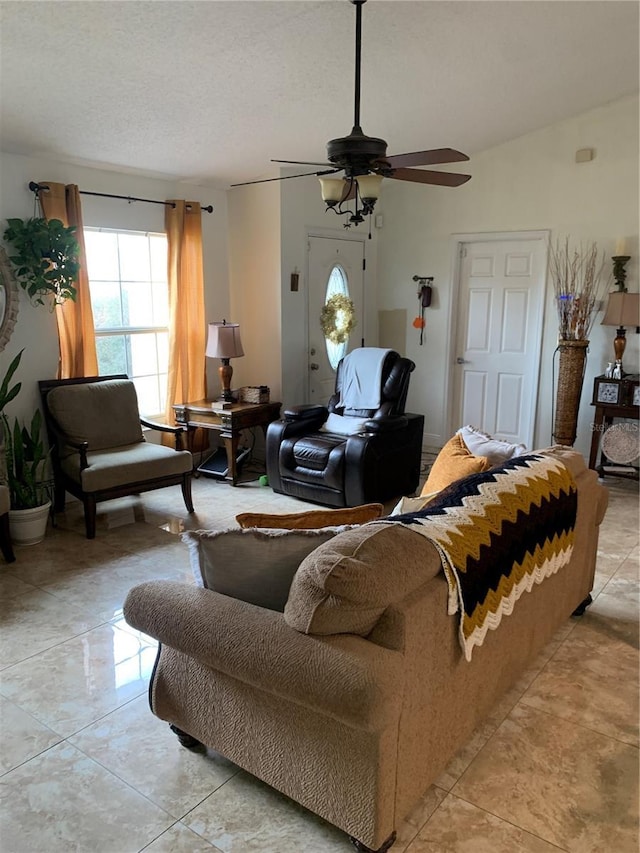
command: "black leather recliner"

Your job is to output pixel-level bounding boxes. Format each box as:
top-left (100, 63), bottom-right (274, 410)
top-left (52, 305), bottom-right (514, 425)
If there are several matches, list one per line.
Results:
top-left (266, 349), bottom-right (424, 507)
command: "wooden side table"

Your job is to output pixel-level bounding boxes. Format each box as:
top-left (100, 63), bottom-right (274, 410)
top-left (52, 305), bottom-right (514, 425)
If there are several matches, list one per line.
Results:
top-left (589, 375), bottom-right (639, 479)
top-left (173, 400), bottom-right (281, 485)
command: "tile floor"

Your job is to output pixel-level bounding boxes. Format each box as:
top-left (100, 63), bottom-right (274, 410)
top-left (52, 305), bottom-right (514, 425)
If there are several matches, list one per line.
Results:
top-left (0, 467), bottom-right (638, 853)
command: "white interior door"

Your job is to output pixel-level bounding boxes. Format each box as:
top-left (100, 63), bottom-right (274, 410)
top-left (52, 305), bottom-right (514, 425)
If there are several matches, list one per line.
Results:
top-left (452, 237), bottom-right (547, 448)
top-left (307, 236), bottom-right (365, 403)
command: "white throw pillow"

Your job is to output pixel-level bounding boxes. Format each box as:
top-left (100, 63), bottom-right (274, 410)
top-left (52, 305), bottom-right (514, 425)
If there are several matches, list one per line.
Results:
top-left (320, 412), bottom-right (369, 435)
top-left (457, 425), bottom-right (527, 466)
top-left (389, 493), bottom-right (440, 516)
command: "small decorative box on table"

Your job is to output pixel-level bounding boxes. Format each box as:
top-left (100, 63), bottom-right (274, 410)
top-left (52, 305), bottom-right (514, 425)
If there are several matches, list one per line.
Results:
top-left (239, 386), bottom-right (270, 404)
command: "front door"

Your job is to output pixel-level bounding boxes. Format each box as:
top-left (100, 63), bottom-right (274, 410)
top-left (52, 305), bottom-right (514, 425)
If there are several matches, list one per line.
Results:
top-left (307, 236), bottom-right (365, 403)
top-left (451, 236), bottom-right (547, 448)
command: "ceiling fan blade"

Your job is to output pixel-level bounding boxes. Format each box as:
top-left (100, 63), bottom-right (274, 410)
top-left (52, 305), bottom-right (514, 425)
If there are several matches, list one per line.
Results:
top-left (271, 159), bottom-right (334, 167)
top-left (231, 168), bottom-right (340, 188)
top-left (385, 148), bottom-right (470, 168)
top-left (389, 168), bottom-right (471, 187)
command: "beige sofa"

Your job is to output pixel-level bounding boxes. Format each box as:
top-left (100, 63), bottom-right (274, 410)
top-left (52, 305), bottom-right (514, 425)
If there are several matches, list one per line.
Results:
top-left (124, 448), bottom-right (607, 853)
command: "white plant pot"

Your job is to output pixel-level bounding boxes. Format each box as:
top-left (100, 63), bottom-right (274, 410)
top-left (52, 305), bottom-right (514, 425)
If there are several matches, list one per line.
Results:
top-left (9, 501), bottom-right (51, 546)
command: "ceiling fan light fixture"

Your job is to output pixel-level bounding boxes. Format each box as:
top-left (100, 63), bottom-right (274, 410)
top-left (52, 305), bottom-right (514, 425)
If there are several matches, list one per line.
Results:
top-left (234, 0), bottom-right (470, 221)
top-left (319, 177), bottom-right (347, 206)
top-left (356, 173), bottom-right (382, 203)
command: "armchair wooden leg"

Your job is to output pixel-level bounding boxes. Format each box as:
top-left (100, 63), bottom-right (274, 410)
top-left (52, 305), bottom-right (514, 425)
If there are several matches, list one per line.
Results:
top-left (350, 832), bottom-right (396, 852)
top-left (0, 513), bottom-right (16, 563)
top-left (54, 480), bottom-right (66, 513)
top-left (83, 495), bottom-right (97, 539)
top-left (181, 474), bottom-right (194, 513)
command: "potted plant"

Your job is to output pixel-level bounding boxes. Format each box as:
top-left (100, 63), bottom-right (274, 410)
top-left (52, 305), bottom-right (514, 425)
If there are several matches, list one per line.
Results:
top-left (1, 350), bottom-right (51, 545)
top-left (3, 217), bottom-right (80, 306)
top-left (2, 408), bottom-right (51, 545)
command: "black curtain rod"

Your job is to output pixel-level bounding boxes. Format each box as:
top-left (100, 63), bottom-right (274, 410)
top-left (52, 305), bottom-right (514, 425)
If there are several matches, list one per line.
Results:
top-left (28, 182), bottom-right (213, 213)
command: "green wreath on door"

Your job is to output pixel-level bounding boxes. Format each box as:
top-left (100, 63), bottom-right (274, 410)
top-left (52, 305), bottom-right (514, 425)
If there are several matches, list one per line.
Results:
top-left (320, 294), bottom-right (356, 344)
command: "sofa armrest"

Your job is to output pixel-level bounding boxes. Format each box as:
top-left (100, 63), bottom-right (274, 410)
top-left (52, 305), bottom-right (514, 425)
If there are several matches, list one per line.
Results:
top-left (282, 404), bottom-right (328, 422)
top-left (124, 580), bottom-right (403, 731)
top-left (363, 416), bottom-right (408, 434)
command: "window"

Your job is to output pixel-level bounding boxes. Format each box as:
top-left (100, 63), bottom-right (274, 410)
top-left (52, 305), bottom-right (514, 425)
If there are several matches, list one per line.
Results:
top-left (84, 229), bottom-right (169, 416)
top-left (324, 264), bottom-right (350, 370)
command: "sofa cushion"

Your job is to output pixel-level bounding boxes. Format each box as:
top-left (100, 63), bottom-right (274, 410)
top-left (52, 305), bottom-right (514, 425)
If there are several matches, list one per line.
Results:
top-left (47, 380), bottom-right (144, 451)
top-left (284, 522), bottom-right (443, 635)
top-left (61, 442), bottom-right (192, 491)
top-left (457, 425), bottom-right (527, 465)
top-left (236, 503), bottom-right (384, 530)
top-left (183, 526), bottom-right (353, 613)
top-left (320, 413), bottom-right (370, 435)
top-left (422, 433), bottom-right (491, 494)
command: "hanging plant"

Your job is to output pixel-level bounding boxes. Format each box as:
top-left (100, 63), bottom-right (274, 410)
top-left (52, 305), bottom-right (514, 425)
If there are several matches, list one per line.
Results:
top-left (320, 294), bottom-right (356, 344)
top-left (3, 217), bottom-right (80, 307)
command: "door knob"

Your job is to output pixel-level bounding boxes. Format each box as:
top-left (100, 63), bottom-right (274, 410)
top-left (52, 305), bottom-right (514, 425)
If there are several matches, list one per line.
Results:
top-left (310, 363), bottom-right (319, 371)
top-left (456, 357), bottom-right (470, 364)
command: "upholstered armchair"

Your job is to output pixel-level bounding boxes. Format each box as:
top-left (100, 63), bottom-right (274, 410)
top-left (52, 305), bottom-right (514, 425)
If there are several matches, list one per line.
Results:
top-left (39, 375), bottom-right (194, 539)
top-left (266, 349), bottom-right (424, 507)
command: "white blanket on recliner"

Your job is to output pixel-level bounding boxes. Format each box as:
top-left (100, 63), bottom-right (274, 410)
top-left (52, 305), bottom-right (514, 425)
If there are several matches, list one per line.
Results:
top-left (338, 348), bottom-right (392, 410)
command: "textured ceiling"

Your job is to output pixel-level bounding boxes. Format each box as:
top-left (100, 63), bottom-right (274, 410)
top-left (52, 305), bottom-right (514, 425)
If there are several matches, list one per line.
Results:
top-left (0, 1), bottom-right (638, 188)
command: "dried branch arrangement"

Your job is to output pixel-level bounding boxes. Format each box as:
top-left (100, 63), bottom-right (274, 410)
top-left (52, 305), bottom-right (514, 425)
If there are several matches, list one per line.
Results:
top-left (548, 238), bottom-right (608, 341)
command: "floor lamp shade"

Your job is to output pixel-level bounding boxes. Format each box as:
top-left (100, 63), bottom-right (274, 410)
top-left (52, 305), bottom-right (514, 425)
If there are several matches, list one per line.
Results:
top-left (601, 292), bottom-right (640, 368)
top-left (206, 321), bottom-right (244, 401)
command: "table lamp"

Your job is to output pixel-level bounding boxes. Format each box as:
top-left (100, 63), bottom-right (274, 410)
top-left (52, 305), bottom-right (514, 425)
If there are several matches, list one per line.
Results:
top-left (206, 320), bottom-right (244, 401)
top-left (601, 291), bottom-right (639, 376)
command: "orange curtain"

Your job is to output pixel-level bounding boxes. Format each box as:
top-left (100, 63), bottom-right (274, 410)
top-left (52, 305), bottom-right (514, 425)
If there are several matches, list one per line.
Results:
top-left (165, 200), bottom-right (207, 448)
top-left (39, 182), bottom-right (98, 378)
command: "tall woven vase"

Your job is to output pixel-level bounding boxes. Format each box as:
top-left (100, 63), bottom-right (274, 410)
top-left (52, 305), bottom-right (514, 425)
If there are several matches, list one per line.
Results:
top-left (553, 339), bottom-right (589, 446)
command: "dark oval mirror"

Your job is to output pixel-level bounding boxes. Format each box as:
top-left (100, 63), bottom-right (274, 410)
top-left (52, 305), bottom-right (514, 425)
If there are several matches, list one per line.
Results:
top-left (0, 246), bottom-right (19, 353)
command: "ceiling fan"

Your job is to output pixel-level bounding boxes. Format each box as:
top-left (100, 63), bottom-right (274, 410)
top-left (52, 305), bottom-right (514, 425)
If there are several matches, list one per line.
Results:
top-left (231, 0), bottom-right (471, 227)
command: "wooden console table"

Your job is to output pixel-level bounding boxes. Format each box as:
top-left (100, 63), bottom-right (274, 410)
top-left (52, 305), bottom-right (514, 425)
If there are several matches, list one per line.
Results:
top-left (589, 375), bottom-right (639, 479)
top-left (173, 399), bottom-right (281, 485)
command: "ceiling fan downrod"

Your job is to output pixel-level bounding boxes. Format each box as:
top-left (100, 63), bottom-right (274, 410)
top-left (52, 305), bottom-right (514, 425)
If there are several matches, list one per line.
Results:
top-left (327, 0), bottom-right (388, 176)
top-left (352, 0), bottom-right (364, 130)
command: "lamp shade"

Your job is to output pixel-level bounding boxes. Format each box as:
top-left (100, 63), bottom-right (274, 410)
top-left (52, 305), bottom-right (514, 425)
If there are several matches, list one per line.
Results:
top-left (206, 322), bottom-right (244, 359)
top-left (356, 174), bottom-right (382, 201)
top-left (601, 292), bottom-right (640, 327)
top-left (319, 177), bottom-right (347, 203)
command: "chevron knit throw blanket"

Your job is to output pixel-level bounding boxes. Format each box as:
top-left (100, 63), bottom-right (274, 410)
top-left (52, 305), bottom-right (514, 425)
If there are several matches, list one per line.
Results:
top-left (388, 454), bottom-right (577, 660)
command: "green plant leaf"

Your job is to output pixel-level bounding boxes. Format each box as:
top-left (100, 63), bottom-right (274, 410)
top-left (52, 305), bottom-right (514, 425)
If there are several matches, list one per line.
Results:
top-left (0, 349), bottom-right (24, 414)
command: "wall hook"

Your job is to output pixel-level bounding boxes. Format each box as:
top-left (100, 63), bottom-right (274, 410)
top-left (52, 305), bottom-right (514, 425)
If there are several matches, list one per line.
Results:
top-left (412, 276), bottom-right (434, 345)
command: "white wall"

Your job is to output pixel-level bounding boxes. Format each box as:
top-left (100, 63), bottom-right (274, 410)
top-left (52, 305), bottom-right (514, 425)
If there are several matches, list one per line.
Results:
top-left (378, 95), bottom-right (639, 457)
top-left (227, 181), bottom-right (282, 402)
top-left (0, 151), bottom-right (229, 424)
